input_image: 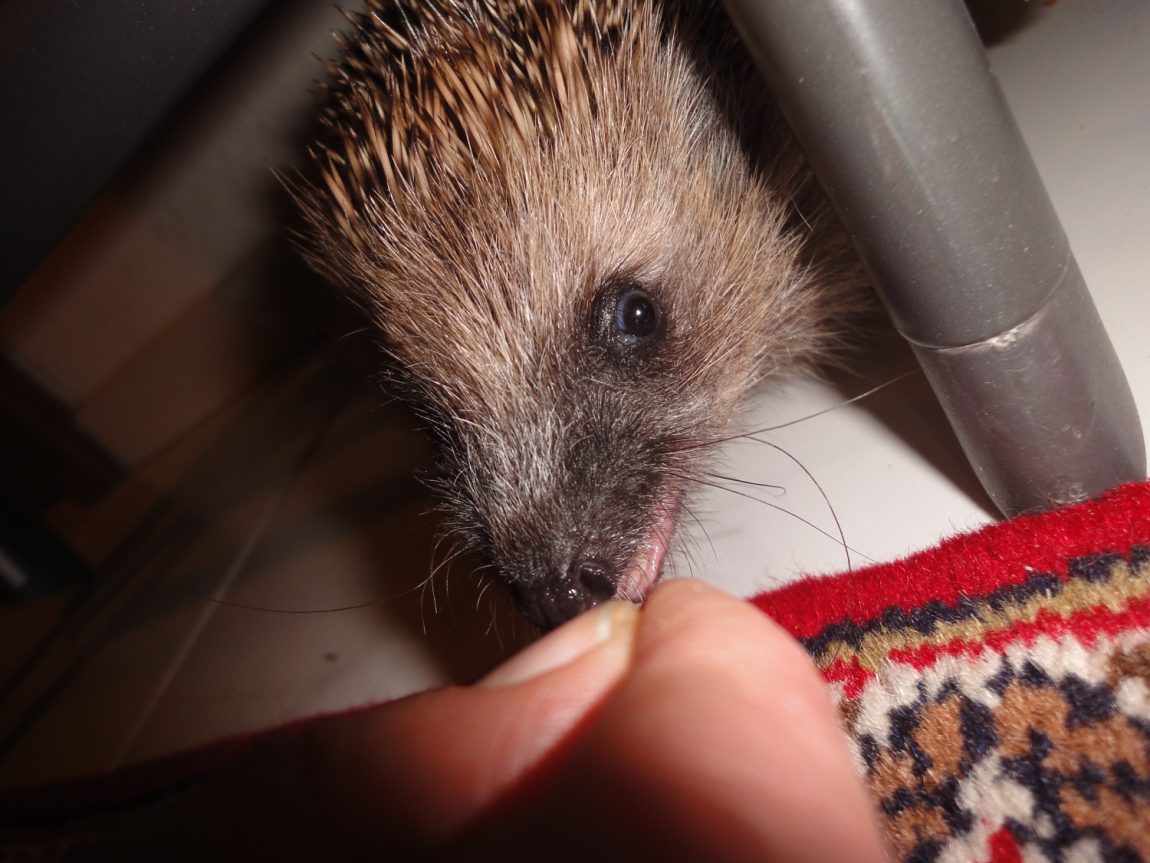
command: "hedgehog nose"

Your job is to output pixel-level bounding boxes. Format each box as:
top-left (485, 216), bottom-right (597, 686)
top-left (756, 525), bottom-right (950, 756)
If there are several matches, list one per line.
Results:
top-left (541, 556), bottom-right (617, 628)
top-left (571, 557), bottom-right (617, 601)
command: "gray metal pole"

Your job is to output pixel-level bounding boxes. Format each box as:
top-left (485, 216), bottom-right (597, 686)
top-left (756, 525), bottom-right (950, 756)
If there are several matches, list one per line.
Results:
top-left (722, 0), bottom-right (1145, 516)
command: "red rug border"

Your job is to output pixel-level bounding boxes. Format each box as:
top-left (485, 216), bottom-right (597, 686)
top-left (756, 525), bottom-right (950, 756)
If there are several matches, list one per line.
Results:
top-left (751, 481), bottom-right (1150, 641)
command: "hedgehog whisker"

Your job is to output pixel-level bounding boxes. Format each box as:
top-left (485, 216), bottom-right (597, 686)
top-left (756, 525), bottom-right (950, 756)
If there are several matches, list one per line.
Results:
top-left (484, 588), bottom-right (501, 639)
top-left (705, 472), bottom-right (785, 494)
top-left (746, 436), bottom-right (865, 572)
top-left (475, 570), bottom-right (496, 611)
top-left (337, 326), bottom-right (374, 341)
top-left (673, 370), bottom-right (920, 455)
top-left (672, 470), bottom-right (870, 566)
top-left (483, 580), bottom-right (521, 647)
top-left (671, 525), bottom-right (701, 584)
top-left (680, 501), bottom-right (718, 567)
top-left (745, 369), bottom-right (920, 436)
top-left (422, 535), bottom-right (468, 627)
top-left (192, 594), bottom-right (386, 615)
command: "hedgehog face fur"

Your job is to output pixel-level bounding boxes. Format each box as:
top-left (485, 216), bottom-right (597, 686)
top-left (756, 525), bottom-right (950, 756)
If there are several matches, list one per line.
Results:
top-left (295, 0), bottom-right (864, 630)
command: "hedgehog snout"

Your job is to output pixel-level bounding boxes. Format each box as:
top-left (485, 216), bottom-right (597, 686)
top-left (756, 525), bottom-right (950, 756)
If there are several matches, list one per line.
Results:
top-left (511, 552), bottom-right (620, 631)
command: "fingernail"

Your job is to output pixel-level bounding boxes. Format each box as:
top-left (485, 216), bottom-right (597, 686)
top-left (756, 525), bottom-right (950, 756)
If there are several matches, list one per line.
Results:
top-left (477, 602), bottom-right (639, 688)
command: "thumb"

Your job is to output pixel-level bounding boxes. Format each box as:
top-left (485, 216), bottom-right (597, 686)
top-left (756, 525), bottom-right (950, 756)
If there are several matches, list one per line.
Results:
top-left (455, 580), bottom-right (888, 863)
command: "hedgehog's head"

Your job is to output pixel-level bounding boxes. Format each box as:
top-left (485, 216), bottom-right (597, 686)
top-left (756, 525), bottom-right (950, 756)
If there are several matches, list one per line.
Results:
top-left (295, 1), bottom-right (854, 628)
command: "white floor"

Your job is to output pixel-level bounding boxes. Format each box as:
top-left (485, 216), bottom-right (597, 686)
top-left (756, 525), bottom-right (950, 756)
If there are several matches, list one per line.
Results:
top-left (1, 0), bottom-right (1147, 787)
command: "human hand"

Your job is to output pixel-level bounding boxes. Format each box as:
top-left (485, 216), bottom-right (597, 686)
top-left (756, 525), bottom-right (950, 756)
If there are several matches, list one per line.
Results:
top-left (96, 580), bottom-right (888, 861)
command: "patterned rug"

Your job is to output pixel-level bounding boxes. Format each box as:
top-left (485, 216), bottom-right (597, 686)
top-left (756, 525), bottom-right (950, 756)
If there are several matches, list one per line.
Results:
top-left (754, 481), bottom-right (1150, 863)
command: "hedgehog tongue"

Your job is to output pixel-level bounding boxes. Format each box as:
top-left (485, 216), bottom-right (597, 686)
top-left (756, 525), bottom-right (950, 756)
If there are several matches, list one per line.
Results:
top-left (619, 496), bottom-right (681, 603)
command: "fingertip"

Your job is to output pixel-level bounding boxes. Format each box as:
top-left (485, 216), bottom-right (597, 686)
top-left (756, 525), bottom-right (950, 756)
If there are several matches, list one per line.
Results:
top-left (478, 601), bottom-right (638, 689)
top-left (642, 578), bottom-right (788, 638)
top-left (638, 578), bottom-right (816, 685)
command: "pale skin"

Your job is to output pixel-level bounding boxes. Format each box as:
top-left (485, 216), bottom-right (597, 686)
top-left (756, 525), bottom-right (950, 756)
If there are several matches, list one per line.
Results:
top-left (87, 581), bottom-right (889, 861)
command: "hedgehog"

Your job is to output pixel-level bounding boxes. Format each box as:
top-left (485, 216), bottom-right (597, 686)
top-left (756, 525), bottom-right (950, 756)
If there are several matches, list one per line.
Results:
top-left (293, 0), bottom-right (867, 630)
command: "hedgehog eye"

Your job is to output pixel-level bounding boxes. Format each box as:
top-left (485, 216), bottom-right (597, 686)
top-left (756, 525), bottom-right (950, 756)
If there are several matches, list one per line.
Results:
top-left (613, 286), bottom-right (661, 344)
top-left (592, 279), bottom-right (667, 360)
